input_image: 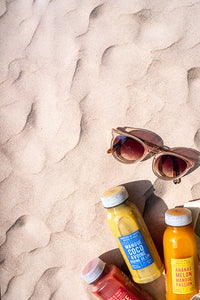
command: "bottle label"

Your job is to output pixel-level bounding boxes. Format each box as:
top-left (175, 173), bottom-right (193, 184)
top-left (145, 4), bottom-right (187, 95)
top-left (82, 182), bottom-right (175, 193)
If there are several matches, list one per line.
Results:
top-left (107, 286), bottom-right (137, 300)
top-left (171, 257), bottom-right (195, 294)
top-left (118, 229), bottom-right (154, 270)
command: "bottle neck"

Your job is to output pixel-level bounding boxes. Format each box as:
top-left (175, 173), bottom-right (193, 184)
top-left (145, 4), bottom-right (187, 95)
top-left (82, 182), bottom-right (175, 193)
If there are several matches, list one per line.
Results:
top-left (90, 265), bottom-right (109, 285)
top-left (166, 223), bottom-right (193, 230)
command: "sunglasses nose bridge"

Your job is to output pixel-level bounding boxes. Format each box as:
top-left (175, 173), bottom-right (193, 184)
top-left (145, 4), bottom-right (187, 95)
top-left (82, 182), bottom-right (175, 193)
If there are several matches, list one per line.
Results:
top-left (148, 144), bottom-right (170, 154)
top-left (144, 144), bottom-right (160, 157)
top-left (147, 148), bottom-right (160, 155)
top-left (147, 144), bottom-right (165, 154)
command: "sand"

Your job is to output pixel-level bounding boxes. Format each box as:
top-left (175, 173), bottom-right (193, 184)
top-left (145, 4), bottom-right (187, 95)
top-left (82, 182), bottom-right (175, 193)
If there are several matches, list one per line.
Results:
top-left (1, 0), bottom-right (200, 299)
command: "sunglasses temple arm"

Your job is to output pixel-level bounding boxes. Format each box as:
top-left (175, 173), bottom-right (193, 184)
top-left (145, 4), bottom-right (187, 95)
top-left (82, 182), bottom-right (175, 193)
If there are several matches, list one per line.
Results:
top-left (107, 139), bottom-right (125, 154)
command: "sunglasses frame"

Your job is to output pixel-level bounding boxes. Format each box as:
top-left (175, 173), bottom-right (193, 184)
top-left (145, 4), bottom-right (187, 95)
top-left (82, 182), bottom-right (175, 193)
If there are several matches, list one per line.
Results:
top-left (109, 127), bottom-right (196, 182)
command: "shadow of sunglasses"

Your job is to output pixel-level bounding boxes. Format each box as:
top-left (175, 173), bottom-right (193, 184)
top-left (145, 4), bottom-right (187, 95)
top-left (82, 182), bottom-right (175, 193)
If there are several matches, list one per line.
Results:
top-left (107, 127), bottom-right (200, 184)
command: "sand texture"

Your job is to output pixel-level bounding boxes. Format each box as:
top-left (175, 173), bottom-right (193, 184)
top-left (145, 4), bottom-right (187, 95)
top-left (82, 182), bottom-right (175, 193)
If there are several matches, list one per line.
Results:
top-left (1, 0), bottom-right (200, 299)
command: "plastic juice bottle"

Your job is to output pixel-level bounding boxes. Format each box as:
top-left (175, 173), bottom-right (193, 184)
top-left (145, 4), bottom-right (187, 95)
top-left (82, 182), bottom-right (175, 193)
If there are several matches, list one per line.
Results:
top-left (163, 208), bottom-right (199, 300)
top-left (100, 186), bottom-right (164, 284)
top-left (81, 257), bottom-right (154, 299)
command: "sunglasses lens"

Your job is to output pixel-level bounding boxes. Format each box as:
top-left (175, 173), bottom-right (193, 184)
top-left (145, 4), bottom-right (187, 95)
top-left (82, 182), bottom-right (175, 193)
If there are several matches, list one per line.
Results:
top-left (154, 154), bottom-right (187, 179)
top-left (112, 136), bottom-right (145, 162)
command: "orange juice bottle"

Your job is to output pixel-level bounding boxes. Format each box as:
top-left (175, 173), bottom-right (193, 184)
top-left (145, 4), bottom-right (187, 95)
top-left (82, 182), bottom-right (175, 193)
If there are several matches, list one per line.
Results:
top-left (100, 186), bottom-right (164, 284)
top-left (163, 208), bottom-right (199, 299)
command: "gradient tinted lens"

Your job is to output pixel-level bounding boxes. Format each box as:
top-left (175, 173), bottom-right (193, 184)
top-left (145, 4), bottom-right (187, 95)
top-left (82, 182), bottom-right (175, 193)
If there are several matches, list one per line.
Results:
top-left (112, 135), bottom-right (145, 161)
top-left (154, 154), bottom-right (187, 178)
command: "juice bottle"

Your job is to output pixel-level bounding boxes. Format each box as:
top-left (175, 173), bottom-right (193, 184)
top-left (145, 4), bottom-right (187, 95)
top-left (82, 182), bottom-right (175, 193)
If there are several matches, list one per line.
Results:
top-left (81, 257), bottom-right (154, 299)
top-left (100, 186), bottom-right (164, 284)
top-left (163, 208), bottom-right (199, 299)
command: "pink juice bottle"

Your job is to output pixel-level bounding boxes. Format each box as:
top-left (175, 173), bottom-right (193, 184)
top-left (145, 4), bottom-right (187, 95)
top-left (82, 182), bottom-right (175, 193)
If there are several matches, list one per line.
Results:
top-left (81, 257), bottom-right (154, 299)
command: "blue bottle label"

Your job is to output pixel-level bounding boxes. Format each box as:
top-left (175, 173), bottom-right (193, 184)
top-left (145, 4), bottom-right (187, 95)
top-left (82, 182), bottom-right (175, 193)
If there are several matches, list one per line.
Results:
top-left (118, 229), bottom-right (154, 270)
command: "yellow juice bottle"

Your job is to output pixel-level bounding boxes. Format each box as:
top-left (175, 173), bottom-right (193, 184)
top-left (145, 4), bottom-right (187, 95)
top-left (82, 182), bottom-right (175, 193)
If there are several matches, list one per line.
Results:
top-left (100, 185), bottom-right (164, 284)
top-left (163, 208), bottom-right (199, 300)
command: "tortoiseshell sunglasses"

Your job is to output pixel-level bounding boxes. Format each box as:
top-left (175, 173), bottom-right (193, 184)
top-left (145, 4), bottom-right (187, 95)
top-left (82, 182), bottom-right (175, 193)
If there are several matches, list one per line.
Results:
top-left (108, 127), bottom-right (198, 184)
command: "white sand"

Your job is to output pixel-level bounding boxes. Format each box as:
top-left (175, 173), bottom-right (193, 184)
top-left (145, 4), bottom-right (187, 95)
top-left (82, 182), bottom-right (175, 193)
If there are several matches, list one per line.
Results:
top-left (1, 0), bottom-right (200, 299)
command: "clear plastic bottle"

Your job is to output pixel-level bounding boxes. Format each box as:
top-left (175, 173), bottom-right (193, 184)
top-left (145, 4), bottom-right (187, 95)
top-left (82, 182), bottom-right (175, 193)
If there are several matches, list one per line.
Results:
top-left (100, 186), bottom-right (164, 284)
top-left (163, 208), bottom-right (199, 300)
top-left (81, 257), bottom-right (154, 299)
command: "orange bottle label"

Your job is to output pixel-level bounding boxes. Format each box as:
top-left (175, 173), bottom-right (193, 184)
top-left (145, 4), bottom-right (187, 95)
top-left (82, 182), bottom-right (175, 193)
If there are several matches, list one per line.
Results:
top-left (171, 257), bottom-right (195, 294)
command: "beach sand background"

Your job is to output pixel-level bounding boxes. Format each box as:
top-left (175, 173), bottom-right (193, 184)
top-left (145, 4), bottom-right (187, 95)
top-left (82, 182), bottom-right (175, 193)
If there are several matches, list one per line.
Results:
top-left (1, 0), bottom-right (200, 299)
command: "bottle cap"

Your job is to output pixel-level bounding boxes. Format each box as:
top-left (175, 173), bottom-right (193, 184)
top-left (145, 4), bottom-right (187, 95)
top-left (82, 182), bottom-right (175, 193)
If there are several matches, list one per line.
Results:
top-left (100, 186), bottom-right (129, 208)
top-left (81, 257), bottom-right (106, 284)
top-left (165, 208), bottom-right (192, 226)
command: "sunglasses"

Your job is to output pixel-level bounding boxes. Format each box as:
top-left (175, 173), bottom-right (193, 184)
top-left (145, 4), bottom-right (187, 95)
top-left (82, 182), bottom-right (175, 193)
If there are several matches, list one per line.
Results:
top-left (108, 127), bottom-right (198, 184)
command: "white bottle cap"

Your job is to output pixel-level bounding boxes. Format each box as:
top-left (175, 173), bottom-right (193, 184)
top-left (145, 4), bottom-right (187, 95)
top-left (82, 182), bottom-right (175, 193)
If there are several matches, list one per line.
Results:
top-left (81, 257), bottom-right (106, 284)
top-left (165, 208), bottom-right (192, 226)
top-left (100, 186), bottom-right (129, 208)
